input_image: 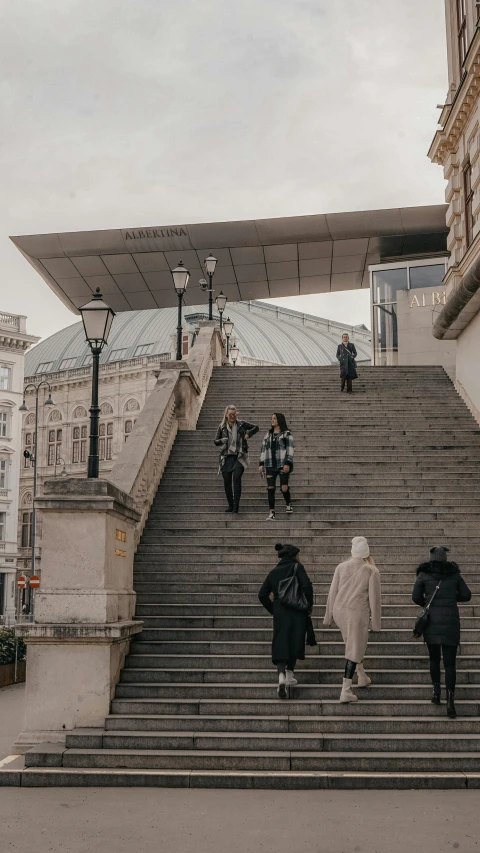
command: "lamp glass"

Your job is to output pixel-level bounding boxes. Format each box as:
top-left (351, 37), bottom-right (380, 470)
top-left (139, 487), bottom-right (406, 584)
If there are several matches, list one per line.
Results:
top-left (19, 401), bottom-right (28, 412)
top-left (230, 344), bottom-right (239, 360)
top-left (80, 289), bottom-right (115, 345)
top-left (215, 291), bottom-right (227, 312)
top-left (44, 394), bottom-right (55, 406)
top-left (223, 318), bottom-right (234, 336)
top-left (172, 262), bottom-right (190, 293)
top-left (205, 253), bottom-right (217, 276)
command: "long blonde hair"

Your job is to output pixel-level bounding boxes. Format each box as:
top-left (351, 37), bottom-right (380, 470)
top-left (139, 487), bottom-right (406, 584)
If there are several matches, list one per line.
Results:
top-left (221, 405), bottom-right (238, 428)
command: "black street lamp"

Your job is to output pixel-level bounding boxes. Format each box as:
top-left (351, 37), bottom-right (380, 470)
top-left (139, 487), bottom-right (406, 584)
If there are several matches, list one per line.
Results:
top-left (79, 288), bottom-right (115, 479)
top-left (172, 261), bottom-right (190, 361)
top-left (19, 381), bottom-right (55, 613)
top-left (215, 291), bottom-right (227, 332)
top-left (204, 253), bottom-right (217, 320)
top-left (223, 317), bottom-right (234, 359)
top-left (230, 343), bottom-right (239, 366)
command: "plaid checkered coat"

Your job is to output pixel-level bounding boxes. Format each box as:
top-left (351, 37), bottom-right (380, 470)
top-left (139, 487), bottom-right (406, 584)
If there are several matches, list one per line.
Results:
top-left (259, 430), bottom-right (295, 471)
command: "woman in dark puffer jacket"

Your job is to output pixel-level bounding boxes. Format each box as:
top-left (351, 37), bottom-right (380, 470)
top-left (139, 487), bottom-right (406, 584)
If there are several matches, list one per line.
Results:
top-left (412, 546), bottom-right (471, 718)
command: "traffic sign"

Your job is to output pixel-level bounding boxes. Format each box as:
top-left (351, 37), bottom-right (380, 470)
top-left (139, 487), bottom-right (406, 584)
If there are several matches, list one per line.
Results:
top-left (17, 575), bottom-right (27, 589)
top-left (29, 575), bottom-right (40, 589)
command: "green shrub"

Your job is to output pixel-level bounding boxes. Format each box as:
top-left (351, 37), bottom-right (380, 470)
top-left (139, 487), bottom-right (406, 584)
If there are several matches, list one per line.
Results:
top-left (0, 627), bottom-right (26, 665)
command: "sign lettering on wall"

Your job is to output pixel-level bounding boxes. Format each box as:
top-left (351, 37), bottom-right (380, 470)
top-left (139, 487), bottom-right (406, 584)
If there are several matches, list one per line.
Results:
top-left (410, 290), bottom-right (447, 308)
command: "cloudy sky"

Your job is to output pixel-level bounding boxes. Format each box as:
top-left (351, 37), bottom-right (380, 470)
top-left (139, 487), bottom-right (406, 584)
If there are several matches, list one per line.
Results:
top-left (1, 0), bottom-right (448, 342)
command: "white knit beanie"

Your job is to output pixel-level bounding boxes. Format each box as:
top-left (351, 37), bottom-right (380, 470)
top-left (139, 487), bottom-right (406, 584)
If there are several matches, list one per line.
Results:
top-left (351, 536), bottom-right (370, 558)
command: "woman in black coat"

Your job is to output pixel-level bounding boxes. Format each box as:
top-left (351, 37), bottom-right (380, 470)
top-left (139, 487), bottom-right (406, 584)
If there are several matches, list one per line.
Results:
top-left (336, 332), bottom-right (357, 393)
top-left (412, 546), bottom-right (471, 718)
top-left (258, 543), bottom-right (313, 699)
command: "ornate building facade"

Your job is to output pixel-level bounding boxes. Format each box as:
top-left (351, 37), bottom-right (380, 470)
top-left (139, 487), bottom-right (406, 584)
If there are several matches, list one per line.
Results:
top-left (429, 0), bottom-right (480, 419)
top-left (0, 312), bottom-right (38, 623)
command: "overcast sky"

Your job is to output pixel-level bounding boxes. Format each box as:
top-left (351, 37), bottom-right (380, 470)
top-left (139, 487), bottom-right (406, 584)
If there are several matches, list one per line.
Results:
top-left (1, 0), bottom-right (448, 342)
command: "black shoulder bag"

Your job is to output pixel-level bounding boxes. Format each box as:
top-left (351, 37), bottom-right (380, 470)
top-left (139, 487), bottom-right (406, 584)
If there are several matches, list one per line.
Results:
top-left (413, 581), bottom-right (442, 639)
top-left (278, 563), bottom-right (310, 612)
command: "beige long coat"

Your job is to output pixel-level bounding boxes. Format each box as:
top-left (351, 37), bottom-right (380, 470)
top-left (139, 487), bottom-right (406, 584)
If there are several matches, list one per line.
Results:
top-left (323, 555), bottom-right (381, 662)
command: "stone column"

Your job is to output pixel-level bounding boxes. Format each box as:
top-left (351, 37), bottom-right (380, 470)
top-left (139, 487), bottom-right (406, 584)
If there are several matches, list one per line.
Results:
top-left (14, 479), bottom-right (142, 750)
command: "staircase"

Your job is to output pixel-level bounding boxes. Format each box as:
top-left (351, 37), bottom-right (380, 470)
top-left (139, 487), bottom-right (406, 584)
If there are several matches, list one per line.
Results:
top-left (19, 366), bottom-right (480, 788)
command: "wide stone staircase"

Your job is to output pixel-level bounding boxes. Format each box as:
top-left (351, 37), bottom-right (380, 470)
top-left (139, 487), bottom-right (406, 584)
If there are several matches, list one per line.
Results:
top-left (19, 366), bottom-right (480, 787)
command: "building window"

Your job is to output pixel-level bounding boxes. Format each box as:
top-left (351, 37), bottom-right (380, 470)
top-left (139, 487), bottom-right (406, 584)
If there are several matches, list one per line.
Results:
top-left (457, 0), bottom-right (468, 69)
top-left (182, 335), bottom-right (189, 357)
top-left (464, 160), bottom-right (475, 247)
top-left (0, 410), bottom-right (9, 437)
top-left (0, 458), bottom-right (7, 489)
top-left (47, 428), bottom-right (62, 466)
top-left (134, 343), bottom-right (154, 356)
top-left (0, 512), bottom-right (5, 541)
top-left (108, 349), bottom-right (127, 362)
top-left (21, 512), bottom-right (33, 548)
top-left (36, 362), bottom-right (54, 374)
top-left (59, 357), bottom-right (78, 370)
top-left (99, 422), bottom-right (113, 461)
top-left (24, 432), bottom-right (35, 467)
top-left (124, 419), bottom-right (136, 441)
top-left (0, 366), bottom-right (11, 391)
top-left (72, 425), bottom-right (88, 463)
top-left (408, 264), bottom-right (446, 289)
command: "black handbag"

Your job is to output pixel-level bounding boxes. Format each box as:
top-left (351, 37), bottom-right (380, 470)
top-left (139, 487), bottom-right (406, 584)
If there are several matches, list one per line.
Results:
top-left (413, 581), bottom-right (442, 639)
top-left (278, 563), bottom-right (310, 612)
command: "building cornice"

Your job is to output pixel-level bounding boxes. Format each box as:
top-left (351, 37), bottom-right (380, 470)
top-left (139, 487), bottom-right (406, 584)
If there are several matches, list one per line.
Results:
top-left (433, 249), bottom-right (480, 339)
top-left (429, 29), bottom-right (480, 165)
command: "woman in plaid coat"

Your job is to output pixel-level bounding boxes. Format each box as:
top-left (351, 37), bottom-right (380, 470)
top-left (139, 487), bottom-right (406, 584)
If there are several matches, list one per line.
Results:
top-left (259, 413), bottom-right (295, 521)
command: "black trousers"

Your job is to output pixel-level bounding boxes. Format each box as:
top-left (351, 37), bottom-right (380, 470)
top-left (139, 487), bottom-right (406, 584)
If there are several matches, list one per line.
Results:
top-left (266, 468), bottom-right (291, 509)
top-left (222, 457), bottom-right (244, 508)
top-left (277, 658), bottom-right (297, 673)
top-left (426, 643), bottom-right (457, 691)
top-left (341, 377), bottom-right (353, 392)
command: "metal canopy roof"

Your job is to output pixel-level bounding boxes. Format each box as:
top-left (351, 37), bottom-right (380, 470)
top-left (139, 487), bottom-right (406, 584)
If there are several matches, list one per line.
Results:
top-left (11, 205), bottom-right (448, 314)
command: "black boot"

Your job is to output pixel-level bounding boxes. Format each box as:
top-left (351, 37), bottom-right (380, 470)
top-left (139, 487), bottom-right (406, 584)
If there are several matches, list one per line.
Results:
top-left (232, 503), bottom-right (239, 515)
top-left (446, 690), bottom-right (457, 718)
top-left (431, 683), bottom-right (441, 705)
top-left (225, 505), bottom-right (233, 513)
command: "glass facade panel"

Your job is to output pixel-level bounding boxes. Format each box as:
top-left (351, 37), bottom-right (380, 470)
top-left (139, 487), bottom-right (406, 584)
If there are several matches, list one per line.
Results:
top-left (373, 304), bottom-right (398, 366)
top-left (373, 268), bottom-right (407, 304)
top-left (409, 264), bottom-right (445, 290)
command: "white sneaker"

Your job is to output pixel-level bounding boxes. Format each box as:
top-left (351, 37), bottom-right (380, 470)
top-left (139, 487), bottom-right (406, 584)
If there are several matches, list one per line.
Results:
top-left (266, 510), bottom-right (276, 521)
top-left (339, 678), bottom-right (358, 703)
top-left (277, 672), bottom-right (287, 699)
top-left (285, 670), bottom-right (297, 686)
top-left (357, 665), bottom-right (371, 688)
top-left (286, 504), bottom-right (293, 514)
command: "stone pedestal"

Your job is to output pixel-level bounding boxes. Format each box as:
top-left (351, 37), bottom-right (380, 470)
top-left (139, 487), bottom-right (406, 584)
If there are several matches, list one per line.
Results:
top-left (15, 479), bottom-right (142, 750)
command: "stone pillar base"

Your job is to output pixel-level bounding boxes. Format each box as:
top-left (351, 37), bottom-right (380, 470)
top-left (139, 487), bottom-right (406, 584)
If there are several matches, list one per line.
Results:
top-left (15, 620), bottom-right (142, 750)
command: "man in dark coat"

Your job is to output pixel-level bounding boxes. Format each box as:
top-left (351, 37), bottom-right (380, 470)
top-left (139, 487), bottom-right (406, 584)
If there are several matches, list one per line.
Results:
top-left (336, 333), bottom-right (358, 393)
top-left (258, 543), bottom-right (313, 699)
top-left (412, 546), bottom-right (471, 718)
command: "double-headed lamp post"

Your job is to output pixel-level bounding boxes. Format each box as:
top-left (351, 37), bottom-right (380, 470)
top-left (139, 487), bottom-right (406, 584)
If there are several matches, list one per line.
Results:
top-left (19, 381), bottom-right (55, 609)
top-left (204, 253), bottom-right (217, 320)
top-left (230, 343), bottom-right (240, 367)
top-left (215, 291), bottom-right (227, 332)
top-left (172, 261), bottom-right (190, 361)
top-left (223, 317), bottom-right (234, 358)
top-left (79, 288), bottom-right (116, 479)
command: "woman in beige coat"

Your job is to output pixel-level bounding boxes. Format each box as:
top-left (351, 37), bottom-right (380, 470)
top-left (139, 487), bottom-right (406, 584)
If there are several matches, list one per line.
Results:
top-left (324, 536), bottom-right (382, 702)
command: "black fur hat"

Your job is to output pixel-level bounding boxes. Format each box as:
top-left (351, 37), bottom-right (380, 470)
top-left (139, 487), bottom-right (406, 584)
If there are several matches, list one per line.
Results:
top-left (275, 542), bottom-right (300, 560)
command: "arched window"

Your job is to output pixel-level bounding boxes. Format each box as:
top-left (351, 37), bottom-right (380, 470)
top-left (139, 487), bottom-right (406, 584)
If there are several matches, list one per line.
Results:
top-left (48, 428), bottom-right (62, 466)
top-left (24, 432), bottom-right (34, 468)
top-left (72, 425), bottom-right (88, 463)
top-left (99, 422), bottom-right (113, 461)
top-left (21, 493), bottom-right (33, 548)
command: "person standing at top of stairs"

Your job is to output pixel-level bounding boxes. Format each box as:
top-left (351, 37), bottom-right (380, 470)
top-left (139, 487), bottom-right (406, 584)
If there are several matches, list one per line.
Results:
top-left (259, 413), bottom-right (295, 521)
top-left (412, 546), bottom-right (472, 720)
top-left (336, 333), bottom-right (357, 393)
top-left (214, 405), bottom-right (259, 514)
top-left (258, 543), bottom-right (314, 699)
top-left (324, 536), bottom-right (382, 703)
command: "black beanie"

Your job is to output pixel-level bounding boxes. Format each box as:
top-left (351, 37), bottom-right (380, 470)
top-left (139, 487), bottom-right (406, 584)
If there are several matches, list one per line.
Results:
top-left (275, 542), bottom-right (300, 560)
top-left (430, 546), bottom-right (449, 563)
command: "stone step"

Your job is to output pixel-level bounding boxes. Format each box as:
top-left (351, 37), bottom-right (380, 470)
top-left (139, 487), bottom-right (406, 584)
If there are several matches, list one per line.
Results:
top-left (129, 641), bottom-right (480, 656)
top-left (118, 668), bottom-right (480, 685)
top-left (113, 682), bottom-right (480, 700)
top-left (134, 604), bottom-right (480, 617)
top-left (134, 617), bottom-right (480, 631)
top-left (124, 653), bottom-right (480, 670)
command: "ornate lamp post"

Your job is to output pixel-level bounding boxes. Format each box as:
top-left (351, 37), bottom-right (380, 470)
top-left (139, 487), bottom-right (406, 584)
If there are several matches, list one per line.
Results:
top-left (204, 253), bottom-right (217, 320)
top-left (230, 343), bottom-right (239, 367)
top-left (171, 261), bottom-right (190, 361)
top-left (19, 382), bottom-right (55, 612)
top-left (223, 317), bottom-right (234, 359)
top-left (79, 288), bottom-right (115, 479)
top-left (215, 291), bottom-right (227, 332)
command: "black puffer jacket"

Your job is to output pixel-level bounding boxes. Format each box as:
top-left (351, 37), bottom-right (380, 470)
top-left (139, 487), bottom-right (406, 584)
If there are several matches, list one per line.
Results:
top-left (412, 560), bottom-right (471, 646)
